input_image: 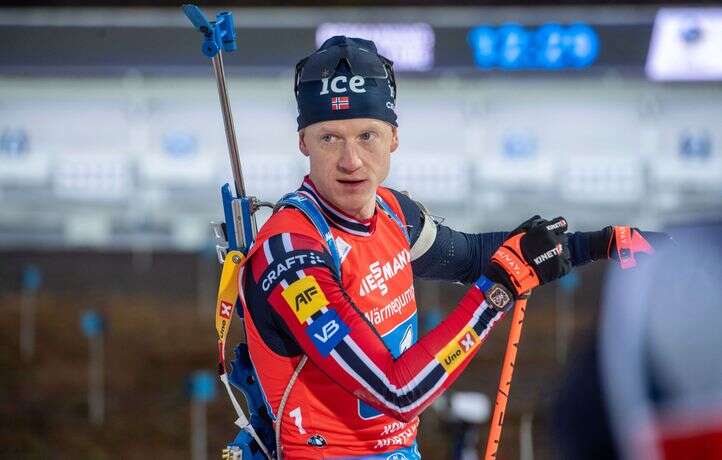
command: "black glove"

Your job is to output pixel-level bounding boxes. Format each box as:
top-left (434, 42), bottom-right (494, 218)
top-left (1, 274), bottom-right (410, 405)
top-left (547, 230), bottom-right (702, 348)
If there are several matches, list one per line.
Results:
top-left (587, 226), bottom-right (674, 269)
top-left (483, 215), bottom-right (572, 297)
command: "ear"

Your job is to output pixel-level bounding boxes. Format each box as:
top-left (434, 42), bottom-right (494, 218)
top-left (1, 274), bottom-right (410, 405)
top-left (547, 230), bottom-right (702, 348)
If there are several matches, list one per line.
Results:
top-left (298, 129), bottom-right (310, 157)
top-left (389, 126), bottom-right (399, 153)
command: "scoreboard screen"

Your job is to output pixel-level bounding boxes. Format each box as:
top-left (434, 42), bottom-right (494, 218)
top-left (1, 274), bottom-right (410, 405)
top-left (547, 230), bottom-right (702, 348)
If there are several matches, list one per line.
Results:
top-left (1, 21), bottom-right (652, 76)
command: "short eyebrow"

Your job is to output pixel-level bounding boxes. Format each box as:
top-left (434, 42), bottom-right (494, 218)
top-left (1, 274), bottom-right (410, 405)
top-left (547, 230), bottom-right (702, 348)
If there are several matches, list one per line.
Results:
top-left (358, 124), bottom-right (383, 134)
top-left (317, 123), bottom-right (383, 137)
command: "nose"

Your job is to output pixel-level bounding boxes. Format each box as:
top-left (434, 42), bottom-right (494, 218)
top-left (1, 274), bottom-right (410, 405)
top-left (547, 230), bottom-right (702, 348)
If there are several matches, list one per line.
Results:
top-left (338, 141), bottom-right (363, 173)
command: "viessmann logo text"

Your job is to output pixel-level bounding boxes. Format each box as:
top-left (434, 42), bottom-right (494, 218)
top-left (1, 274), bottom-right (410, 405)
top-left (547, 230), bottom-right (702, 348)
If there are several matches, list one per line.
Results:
top-left (359, 249), bottom-right (411, 297)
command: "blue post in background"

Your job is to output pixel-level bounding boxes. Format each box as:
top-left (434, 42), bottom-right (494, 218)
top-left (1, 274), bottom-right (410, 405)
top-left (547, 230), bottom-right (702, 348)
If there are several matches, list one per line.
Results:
top-left (20, 265), bottom-right (42, 360)
top-left (81, 310), bottom-right (106, 426)
top-left (189, 370), bottom-right (216, 460)
top-left (556, 271), bottom-right (580, 364)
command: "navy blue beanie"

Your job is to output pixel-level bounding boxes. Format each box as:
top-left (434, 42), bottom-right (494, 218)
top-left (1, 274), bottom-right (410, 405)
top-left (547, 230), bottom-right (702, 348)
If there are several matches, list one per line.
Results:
top-left (295, 36), bottom-right (398, 131)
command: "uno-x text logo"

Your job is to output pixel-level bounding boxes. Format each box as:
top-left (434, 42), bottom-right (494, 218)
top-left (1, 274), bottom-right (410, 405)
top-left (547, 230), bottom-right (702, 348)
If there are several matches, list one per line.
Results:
top-left (458, 332), bottom-right (476, 352)
top-left (436, 327), bottom-right (480, 373)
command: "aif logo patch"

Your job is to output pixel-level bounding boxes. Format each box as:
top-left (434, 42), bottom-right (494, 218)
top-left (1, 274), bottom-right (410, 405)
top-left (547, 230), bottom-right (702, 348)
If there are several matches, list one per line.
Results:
top-left (307, 309), bottom-right (349, 357)
top-left (282, 276), bottom-right (329, 323)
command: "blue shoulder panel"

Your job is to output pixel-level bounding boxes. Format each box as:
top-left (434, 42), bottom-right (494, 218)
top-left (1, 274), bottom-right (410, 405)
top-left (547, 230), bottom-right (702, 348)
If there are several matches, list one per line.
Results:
top-left (278, 193), bottom-right (343, 280)
top-left (376, 195), bottom-right (410, 243)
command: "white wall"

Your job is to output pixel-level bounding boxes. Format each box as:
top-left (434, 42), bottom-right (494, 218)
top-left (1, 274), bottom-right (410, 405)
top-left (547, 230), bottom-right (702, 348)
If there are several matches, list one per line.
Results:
top-left (0, 74), bottom-right (720, 248)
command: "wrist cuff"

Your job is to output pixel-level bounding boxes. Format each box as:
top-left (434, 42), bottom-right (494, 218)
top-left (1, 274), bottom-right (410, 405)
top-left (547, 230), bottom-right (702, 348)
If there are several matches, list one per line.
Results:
top-left (475, 275), bottom-right (514, 312)
top-left (586, 227), bottom-right (613, 261)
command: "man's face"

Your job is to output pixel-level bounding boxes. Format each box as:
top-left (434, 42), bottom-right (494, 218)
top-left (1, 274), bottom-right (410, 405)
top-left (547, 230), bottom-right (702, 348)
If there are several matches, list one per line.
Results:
top-left (299, 118), bottom-right (399, 220)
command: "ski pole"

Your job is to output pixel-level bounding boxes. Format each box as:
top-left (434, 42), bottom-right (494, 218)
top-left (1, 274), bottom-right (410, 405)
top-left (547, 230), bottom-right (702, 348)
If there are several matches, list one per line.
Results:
top-left (483, 292), bottom-right (530, 460)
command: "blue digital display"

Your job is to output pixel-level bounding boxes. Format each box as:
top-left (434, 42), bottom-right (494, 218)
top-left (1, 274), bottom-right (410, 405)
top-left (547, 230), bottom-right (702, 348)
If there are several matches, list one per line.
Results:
top-left (535, 24), bottom-right (566, 69)
top-left (497, 24), bottom-right (530, 69)
top-left (468, 22), bottom-right (599, 71)
top-left (566, 23), bottom-right (599, 68)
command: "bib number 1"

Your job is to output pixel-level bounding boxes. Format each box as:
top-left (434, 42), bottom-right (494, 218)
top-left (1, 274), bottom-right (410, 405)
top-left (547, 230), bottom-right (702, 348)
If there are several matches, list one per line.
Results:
top-left (289, 407), bottom-right (306, 435)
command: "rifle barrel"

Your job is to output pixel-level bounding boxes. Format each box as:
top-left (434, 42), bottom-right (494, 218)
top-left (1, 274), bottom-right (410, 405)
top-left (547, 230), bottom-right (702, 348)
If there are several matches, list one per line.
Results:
top-left (212, 51), bottom-right (246, 198)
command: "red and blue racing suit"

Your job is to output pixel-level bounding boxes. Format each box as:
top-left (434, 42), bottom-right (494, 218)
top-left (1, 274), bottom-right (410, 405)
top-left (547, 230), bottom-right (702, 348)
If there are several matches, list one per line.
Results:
top-left (240, 177), bottom-right (595, 459)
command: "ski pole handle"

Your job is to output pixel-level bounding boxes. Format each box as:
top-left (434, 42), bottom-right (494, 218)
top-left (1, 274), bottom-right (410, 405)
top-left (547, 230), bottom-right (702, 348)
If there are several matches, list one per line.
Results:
top-left (483, 292), bottom-right (530, 460)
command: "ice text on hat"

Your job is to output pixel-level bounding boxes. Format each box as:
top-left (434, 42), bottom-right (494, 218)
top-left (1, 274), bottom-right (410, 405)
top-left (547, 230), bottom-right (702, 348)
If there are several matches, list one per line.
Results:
top-left (319, 75), bottom-right (367, 95)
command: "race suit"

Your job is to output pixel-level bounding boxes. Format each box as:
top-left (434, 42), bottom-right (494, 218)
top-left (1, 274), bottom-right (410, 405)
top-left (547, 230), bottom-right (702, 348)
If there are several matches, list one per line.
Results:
top-left (240, 176), bottom-right (594, 459)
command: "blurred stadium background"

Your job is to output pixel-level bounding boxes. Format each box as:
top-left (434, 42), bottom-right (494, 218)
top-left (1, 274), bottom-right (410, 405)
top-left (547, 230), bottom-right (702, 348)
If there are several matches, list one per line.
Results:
top-left (1, 2), bottom-right (721, 459)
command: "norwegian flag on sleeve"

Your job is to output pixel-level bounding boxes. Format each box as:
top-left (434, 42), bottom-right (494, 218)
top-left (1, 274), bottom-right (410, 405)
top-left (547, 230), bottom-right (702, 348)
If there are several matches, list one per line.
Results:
top-left (331, 96), bottom-right (350, 111)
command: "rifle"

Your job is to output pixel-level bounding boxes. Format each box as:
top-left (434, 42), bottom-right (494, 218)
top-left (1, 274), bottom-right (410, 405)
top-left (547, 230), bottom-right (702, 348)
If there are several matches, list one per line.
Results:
top-left (183, 5), bottom-right (275, 459)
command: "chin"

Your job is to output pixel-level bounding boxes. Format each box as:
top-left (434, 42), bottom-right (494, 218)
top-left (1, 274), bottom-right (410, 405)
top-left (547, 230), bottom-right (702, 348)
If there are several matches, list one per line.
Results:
top-left (336, 196), bottom-right (368, 216)
top-left (338, 198), bottom-right (363, 213)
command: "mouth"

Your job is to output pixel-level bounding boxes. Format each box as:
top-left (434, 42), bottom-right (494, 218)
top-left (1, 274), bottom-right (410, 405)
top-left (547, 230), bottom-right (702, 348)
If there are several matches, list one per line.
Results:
top-left (337, 179), bottom-right (367, 186)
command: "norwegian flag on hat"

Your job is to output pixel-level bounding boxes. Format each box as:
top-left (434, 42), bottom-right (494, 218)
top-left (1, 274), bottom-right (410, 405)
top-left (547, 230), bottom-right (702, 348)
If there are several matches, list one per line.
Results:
top-left (331, 96), bottom-right (350, 111)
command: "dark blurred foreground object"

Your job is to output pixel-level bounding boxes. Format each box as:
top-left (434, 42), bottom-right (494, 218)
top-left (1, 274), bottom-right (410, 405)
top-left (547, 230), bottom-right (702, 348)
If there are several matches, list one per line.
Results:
top-left (434, 391), bottom-right (490, 460)
top-left (554, 221), bottom-right (722, 460)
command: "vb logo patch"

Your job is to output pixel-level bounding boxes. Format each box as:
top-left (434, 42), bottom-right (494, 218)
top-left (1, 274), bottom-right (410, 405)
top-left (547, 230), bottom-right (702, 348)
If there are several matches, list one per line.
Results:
top-left (306, 309), bottom-right (349, 356)
top-left (435, 326), bottom-right (480, 373)
top-left (282, 276), bottom-right (329, 323)
top-left (219, 300), bottom-right (233, 320)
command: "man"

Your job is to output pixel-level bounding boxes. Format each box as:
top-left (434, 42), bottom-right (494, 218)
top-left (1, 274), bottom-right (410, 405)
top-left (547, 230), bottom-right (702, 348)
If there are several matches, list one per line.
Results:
top-left (238, 36), bottom-right (666, 459)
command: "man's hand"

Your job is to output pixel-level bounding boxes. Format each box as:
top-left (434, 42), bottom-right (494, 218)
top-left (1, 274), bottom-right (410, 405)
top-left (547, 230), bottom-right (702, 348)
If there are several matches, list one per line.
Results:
top-left (483, 216), bottom-right (572, 297)
top-left (590, 226), bottom-right (673, 269)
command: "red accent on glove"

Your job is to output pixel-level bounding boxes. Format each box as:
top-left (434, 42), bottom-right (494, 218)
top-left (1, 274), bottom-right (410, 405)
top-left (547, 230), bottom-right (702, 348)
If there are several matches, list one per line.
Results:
top-left (491, 233), bottom-right (540, 294)
top-left (611, 226), bottom-right (655, 269)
